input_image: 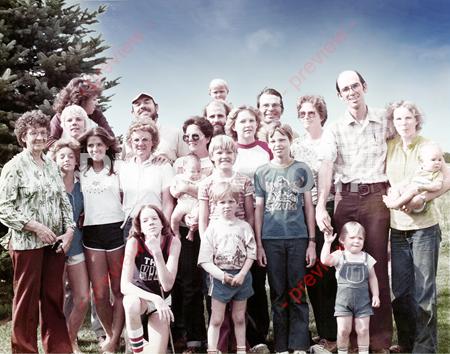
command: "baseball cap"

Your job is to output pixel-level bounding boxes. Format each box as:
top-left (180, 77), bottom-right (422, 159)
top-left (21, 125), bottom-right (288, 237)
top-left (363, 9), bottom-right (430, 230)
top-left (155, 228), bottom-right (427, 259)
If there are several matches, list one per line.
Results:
top-left (131, 92), bottom-right (155, 104)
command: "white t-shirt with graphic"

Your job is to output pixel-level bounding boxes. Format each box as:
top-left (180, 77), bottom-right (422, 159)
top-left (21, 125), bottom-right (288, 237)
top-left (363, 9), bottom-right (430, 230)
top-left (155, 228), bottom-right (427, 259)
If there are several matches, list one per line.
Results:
top-left (80, 166), bottom-right (124, 226)
top-left (198, 218), bottom-right (257, 270)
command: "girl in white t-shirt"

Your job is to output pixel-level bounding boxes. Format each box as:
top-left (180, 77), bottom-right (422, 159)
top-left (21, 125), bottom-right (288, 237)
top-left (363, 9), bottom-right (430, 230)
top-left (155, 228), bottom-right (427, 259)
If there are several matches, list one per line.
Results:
top-left (226, 105), bottom-right (272, 179)
top-left (78, 127), bottom-right (124, 353)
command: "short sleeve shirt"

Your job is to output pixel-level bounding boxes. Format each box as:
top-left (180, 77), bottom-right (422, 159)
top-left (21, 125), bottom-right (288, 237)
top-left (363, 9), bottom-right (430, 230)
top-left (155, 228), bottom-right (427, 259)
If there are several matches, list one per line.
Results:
top-left (198, 171), bottom-right (254, 221)
top-left (80, 166), bottom-right (124, 225)
top-left (254, 160), bottom-right (314, 239)
top-left (333, 250), bottom-right (376, 281)
top-left (198, 218), bottom-right (257, 270)
top-left (291, 134), bottom-right (333, 205)
top-left (233, 140), bottom-right (272, 179)
top-left (319, 107), bottom-right (389, 184)
top-left (386, 135), bottom-right (438, 230)
top-left (119, 157), bottom-right (174, 219)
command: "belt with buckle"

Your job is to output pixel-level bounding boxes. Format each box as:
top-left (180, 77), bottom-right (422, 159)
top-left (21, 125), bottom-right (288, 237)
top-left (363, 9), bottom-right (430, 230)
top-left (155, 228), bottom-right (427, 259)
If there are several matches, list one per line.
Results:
top-left (336, 182), bottom-right (388, 196)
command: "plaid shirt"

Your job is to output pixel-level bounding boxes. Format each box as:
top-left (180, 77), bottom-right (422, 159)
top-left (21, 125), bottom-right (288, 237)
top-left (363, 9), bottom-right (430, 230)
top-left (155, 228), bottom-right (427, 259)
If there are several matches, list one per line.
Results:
top-left (319, 107), bottom-right (389, 184)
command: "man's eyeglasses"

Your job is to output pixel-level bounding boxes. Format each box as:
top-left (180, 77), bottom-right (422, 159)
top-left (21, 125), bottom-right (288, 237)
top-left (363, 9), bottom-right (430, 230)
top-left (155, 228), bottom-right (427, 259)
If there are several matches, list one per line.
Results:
top-left (340, 82), bottom-right (361, 94)
top-left (182, 133), bottom-right (201, 142)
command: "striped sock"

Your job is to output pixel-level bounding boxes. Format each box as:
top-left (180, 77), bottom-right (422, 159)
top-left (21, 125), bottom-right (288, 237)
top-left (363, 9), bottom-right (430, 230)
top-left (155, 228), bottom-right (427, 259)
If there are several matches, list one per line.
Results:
top-left (236, 345), bottom-right (246, 354)
top-left (358, 345), bottom-right (369, 354)
top-left (338, 348), bottom-right (348, 354)
top-left (128, 327), bottom-right (144, 353)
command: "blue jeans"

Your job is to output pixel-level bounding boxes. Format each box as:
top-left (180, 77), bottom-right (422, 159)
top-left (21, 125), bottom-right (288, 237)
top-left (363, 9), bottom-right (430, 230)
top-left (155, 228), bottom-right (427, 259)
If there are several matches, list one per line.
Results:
top-left (263, 238), bottom-right (309, 352)
top-left (391, 224), bottom-right (441, 353)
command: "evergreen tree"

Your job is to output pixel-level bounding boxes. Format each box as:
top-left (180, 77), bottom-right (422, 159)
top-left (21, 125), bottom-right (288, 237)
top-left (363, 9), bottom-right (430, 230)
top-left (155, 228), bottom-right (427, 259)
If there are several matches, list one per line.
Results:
top-left (0, 0), bottom-right (118, 169)
top-left (0, 0), bottom-right (118, 318)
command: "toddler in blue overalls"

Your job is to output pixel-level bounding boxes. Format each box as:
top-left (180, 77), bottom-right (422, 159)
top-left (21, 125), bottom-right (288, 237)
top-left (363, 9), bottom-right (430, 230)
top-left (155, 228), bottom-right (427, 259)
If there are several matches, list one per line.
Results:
top-left (320, 221), bottom-right (380, 354)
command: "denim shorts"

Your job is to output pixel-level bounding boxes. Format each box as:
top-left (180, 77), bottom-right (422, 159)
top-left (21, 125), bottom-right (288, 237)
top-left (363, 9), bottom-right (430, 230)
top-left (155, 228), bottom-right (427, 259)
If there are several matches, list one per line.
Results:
top-left (83, 222), bottom-right (125, 251)
top-left (334, 286), bottom-right (373, 318)
top-left (209, 269), bottom-right (254, 303)
top-left (65, 252), bottom-right (85, 266)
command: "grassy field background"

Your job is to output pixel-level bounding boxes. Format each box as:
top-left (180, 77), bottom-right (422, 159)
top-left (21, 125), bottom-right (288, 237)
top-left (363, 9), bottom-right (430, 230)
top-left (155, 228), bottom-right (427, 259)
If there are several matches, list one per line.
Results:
top-left (0, 192), bottom-right (449, 353)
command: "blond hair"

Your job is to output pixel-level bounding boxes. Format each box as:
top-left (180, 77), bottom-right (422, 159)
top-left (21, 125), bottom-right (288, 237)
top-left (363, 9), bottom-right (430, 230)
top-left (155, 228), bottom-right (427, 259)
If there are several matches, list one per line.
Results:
top-left (209, 78), bottom-right (229, 92)
top-left (208, 134), bottom-right (237, 159)
top-left (339, 221), bottom-right (366, 242)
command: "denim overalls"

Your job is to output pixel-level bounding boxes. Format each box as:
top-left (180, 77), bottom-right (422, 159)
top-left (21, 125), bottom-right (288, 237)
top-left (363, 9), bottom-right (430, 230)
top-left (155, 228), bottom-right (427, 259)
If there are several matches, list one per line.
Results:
top-left (334, 251), bottom-right (374, 317)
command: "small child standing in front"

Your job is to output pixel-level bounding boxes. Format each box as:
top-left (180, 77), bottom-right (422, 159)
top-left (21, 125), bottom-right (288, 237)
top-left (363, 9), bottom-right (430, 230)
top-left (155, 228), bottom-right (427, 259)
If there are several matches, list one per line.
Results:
top-left (320, 221), bottom-right (380, 354)
top-left (209, 78), bottom-right (230, 101)
top-left (383, 142), bottom-right (444, 210)
top-left (198, 181), bottom-right (256, 354)
top-left (170, 153), bottom-right (203, 240)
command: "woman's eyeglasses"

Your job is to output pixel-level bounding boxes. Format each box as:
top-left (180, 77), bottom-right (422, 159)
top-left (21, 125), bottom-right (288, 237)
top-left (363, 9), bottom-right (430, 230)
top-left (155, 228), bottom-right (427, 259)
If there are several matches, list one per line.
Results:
top-left (182, 133), bottom-right (201, 142)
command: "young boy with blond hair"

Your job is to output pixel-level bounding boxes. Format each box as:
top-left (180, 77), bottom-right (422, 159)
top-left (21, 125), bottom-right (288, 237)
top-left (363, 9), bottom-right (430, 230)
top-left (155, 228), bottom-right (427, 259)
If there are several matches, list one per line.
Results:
top-left (198, 181), bottom-right (256, 354)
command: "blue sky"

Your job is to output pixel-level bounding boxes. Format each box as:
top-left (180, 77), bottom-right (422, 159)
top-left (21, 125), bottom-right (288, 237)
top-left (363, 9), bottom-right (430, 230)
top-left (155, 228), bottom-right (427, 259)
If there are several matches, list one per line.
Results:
top-left (75, 0), bottom-right (450, 151)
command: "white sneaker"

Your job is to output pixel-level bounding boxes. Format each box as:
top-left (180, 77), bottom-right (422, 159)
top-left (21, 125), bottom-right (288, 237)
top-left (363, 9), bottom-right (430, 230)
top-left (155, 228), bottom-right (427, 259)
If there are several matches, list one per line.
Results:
top-left (250, 343), bottom-right (270, 353)
top-left (292, 351), bottom-right (307, 354)
top-left (310, 344), bottom-right (333, 354)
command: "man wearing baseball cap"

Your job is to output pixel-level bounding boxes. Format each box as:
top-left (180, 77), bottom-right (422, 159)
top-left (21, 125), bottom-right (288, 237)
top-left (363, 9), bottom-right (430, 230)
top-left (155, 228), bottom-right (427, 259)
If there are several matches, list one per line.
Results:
top-left (131, 92), bottom-right (189, 163)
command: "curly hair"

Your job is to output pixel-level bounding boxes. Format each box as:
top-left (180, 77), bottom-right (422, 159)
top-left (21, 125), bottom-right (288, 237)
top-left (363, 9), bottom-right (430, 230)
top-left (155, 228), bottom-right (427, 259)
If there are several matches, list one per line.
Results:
top-left (182, 116), bottom-right (214, 138)
top-left (296, 95), bottom-right (328, 126)
top-left (78, 127), bottom-right (120, 175)
top-left (385, 100), bottom-right (424, 140)
top-left (14, 110), bottom-right (50, 147)
top-left (48, 138), bottom-right (81, 165)
top-left (129, 204), bottom-right (174, 240)
top-left (126, 120), bottom-right (160, 154)
top-left (225, 105), bottom-right (262, 141)
top-left (53, 75), bottom-right (103, 113)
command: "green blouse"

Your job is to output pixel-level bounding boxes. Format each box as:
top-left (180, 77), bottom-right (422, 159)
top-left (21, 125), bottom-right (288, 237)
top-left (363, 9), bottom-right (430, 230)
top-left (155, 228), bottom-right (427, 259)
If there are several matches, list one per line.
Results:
top-left (0, 150), bottom-right (74, 250)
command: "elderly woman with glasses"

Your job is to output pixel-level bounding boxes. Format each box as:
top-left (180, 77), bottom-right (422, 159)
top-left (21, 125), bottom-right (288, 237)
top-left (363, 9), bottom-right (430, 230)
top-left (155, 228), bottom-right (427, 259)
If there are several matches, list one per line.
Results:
top-left (0, 110), bottom-right (74, 353)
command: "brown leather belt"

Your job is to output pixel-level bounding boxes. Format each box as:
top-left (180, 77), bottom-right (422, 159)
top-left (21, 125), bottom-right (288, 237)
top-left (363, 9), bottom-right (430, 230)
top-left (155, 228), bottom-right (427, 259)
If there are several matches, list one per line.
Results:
top-left (334, 182), bottom-right (388, 196)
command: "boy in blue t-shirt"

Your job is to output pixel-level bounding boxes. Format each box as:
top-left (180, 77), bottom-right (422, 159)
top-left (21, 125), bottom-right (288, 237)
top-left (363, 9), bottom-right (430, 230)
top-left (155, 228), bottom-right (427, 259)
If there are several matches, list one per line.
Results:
top-left (254, 124), bottom-right (316, 353)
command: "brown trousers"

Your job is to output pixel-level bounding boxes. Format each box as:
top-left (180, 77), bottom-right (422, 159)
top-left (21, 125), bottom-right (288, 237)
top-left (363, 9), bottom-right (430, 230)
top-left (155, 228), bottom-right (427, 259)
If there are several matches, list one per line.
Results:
top-left (10, 246), bottom-right (72, 353)
top-left (333, 188), bottom-right (393, 351)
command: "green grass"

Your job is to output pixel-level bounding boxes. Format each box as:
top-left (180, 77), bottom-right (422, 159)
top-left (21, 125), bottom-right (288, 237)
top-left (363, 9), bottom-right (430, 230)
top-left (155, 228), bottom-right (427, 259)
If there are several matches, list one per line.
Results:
top-left (1, 193), bottom-right (450, 353)
top-left (435, 193), bottom-right (450, 354)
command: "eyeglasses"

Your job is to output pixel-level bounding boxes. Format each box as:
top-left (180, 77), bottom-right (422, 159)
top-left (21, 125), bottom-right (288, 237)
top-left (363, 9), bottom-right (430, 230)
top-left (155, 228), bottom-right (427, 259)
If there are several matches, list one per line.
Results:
top-left (27, 130), bottom-right (48, 138)
top-left (182, 133), bottom-right (201, 142)
top-left (340, 82), bottom-right (361, 94)
top-left (298, 111), bottom-right (317, 119)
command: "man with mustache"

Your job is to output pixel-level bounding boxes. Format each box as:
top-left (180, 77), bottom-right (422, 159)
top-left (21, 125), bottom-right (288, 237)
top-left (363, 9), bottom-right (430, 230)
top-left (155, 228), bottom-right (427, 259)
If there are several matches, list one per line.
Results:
top-left (131, 92), bottom-right (189, 163)
top-left (202, 99), bottom-right (232, 136)
top-left (316, 70), bottom-right (392, 353)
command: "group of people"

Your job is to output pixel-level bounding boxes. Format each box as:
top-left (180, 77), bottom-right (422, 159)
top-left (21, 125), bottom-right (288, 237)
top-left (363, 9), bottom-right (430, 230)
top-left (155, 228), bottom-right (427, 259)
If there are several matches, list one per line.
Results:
top-left (0, 70), bottom-right (449, 354)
